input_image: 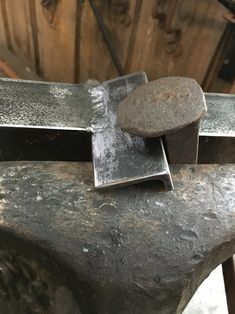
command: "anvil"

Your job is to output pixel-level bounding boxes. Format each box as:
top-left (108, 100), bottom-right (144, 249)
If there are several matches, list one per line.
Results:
top-left (0, 73), bottom-right (234, 313)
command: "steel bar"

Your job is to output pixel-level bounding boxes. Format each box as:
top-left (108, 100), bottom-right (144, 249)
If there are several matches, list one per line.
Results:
top-left (0, 74), bottom-right (234, 189)
top-left (0, 74), bottom-right (173, 190)
top-left (0, 78), bottom-right (93, 131)
top-left (199, 93), bottom-right (235, 164)
top-left (92, 73), bottom-right (173, 190)
top-left (201, 93), bottom-right (235, 137)
top-left (0, 76), bottom-right (234, 139)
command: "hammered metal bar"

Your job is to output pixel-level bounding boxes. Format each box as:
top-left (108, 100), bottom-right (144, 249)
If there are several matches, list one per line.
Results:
top-left (0, 74), bottom-right (173, 190)
top-left (92, 73), bottom-right (173, 190)
top-left (0, 78), bottom-right (93, 131)
top-left (0, 75), bottom-right (234, 189)
top-left (201, 93), bottom-right (235, 137)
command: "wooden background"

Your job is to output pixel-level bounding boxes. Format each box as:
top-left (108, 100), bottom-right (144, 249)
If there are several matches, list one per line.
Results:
top-left (0, 0), bottom-right (233, 91)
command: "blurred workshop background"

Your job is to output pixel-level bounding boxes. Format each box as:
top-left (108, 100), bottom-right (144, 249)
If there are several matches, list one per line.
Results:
top-left (0, 1), bottom-right (234, 314)
top-left (0, 0), bottom-right (234, 93)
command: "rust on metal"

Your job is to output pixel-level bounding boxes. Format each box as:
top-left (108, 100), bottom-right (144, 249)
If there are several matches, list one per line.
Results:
top-left (117, 77), bottom-right (206, 138)
top-left (117, 76), bottom-right (207, 163)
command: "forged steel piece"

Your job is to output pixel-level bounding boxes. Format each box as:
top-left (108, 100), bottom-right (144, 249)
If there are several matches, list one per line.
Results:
top-left (0, 73), bottom-right (173, 190)
top-left (0, 73), bottom-right (234, 190)
top-left (92, 74), bottom-right (173, 190)
top-left (0, 161), bottom-right (234, 313)
top-left (199, 93), bottom-right (235, 164)
top-left (0, 75), bottom-right (233, 139)
top-left (0, 78), bottom-right (93, 131)
top-left (201, 93), bottom-right (235, 137)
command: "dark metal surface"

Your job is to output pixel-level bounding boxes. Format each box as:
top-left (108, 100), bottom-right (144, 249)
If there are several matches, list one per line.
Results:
top-left (165, 121), bottom-right (200, 164)
top-left (0, 249), bottom-right (82, 314)
top-left (199, 136), bottom-right (235, 164)
top-left (166, 91), bottom-right (235, 163)
top-left (0, 128), bottom-right (92, 162)
top-left (0, 161), bottom-right (234, 313)
top-left (222, 256), bottom-right (235, 314)
top-left (218, 0), bottom-right (235, 14)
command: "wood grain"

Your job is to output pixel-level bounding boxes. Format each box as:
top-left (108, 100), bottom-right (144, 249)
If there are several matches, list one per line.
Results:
top-left (79, 0), bottom-right (139, 83)
top-left (79, 1), bottom-right (118, 83)
top-left (173, 0), bottom-right (227, 83)
top-left (0, 1), bottom-right (6, 46)
top-left (230, 81), bottom-right (235, 94)
top-left (126, 0), bottom-right (167, 79)
top-left (128, 0), bottom-right (227, 84)
top-left (0, 43), bottom-right (41, 80)
top-left (3, 0), bottom-right (35, 69)
top-left (0, 0), bottom-right (12, 49)
top-left (0, 0), bottom-right (229, 86)
top-left (35, 0), bottom-right (77, 82)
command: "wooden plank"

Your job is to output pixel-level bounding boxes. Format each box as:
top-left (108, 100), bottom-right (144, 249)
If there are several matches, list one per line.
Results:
top-left (0, 1), bottom-right (6, 46)
top-left (128, 0), bottom-right (227, 84)
top-left (79, 0), bottom-right (139, 83)
top-left (125, 0), bottom-right (167, 80)
top-left (203, 23), bottom-right (235, 93)
top-left (35, 0), bottom-right (77, 82)
top-left (79, 1), bottom-right (118, 83)
top-left (174, 1), bottom-right (227, 83)
top-left (3, 0), bottom-right (35, 70)
top-left (230, 81), bottom-right (235, 94)
top-left (0, 0), bottom-right (228, 85)
top-left (0, 43), bottom-right (41, 80)
top-left (101, 0), bottom-right (142, 75)
top-left (0, 0), bottom-right (11, 49)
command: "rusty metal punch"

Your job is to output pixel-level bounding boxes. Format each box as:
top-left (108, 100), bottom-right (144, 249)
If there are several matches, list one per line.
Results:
top-left (117, 77), bottom-right (207, 164)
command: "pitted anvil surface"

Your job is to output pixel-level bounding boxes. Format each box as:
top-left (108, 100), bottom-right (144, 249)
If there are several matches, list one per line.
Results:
top-left (0, 161), bottom-right (234, 313)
